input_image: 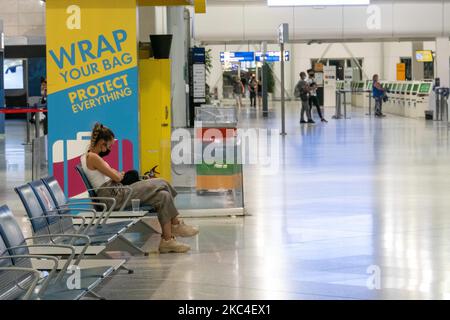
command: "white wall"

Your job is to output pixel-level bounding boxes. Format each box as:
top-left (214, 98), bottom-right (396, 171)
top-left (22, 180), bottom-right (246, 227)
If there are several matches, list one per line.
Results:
top-left (207, 40), bottom-right (447, 100)
top-left (0, 0), bottom-right (45, 44)
top-left (207, 41), bottom-right (386, 100)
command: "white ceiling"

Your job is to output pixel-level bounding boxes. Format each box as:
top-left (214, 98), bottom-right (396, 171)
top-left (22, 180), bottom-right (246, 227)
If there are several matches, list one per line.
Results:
top-left (207, 0), bottom-right (450, 4)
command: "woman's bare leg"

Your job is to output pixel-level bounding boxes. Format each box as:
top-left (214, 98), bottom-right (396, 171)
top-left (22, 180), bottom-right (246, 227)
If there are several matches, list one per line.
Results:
top-left (172, 216), bottom-right (181, 225)
top-left (162, 222), bottom-right (173, 241)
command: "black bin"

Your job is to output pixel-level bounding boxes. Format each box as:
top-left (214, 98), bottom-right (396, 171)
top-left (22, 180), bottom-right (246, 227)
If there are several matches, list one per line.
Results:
top-left (150, 34), bottom-right (173, 59)
top-left (424, 110), bottom-right (434, 120)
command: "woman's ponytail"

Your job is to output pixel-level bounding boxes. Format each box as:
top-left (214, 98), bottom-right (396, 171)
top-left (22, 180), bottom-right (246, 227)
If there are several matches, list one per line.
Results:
top-left (89, 123), bottom-right (115, 151)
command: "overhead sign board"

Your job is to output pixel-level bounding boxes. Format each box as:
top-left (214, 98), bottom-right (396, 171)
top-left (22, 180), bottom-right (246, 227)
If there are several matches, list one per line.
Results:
top-left (221, 51), bottom-right (289, 63)
top-left (416, 50), bottom-right (434, 62)
top-left (278, 23), bottom-right (289, 44)
top-left (256, 51), bottom-right (290, 62)
top-left (220, 52), bottom-right (255, 63)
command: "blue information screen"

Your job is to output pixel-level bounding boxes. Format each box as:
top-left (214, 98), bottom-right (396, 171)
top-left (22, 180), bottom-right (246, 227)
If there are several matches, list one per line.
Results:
top-left (220, 52), bottom-right (256, 63)
top-left (221, 51), bottom-right (290, 63)
top-left (255, 51), bottom-right (290, 62)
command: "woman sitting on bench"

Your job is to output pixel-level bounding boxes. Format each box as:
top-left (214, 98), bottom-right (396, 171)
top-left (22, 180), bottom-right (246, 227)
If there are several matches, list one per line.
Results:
top-left (80, 123), bottom-right (199, 254)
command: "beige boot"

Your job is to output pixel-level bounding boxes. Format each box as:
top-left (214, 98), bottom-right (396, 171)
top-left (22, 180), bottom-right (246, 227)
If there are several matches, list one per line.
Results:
top-left (159, 237), bottom-right (191, 254)
top-left (172, 220), bottom-right (199, 238)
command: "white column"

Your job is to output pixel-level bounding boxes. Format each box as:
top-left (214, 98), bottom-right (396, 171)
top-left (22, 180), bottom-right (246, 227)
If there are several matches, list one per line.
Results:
top-left (167, 6), bottom-right (188, 128)
top-left (435, 37), bottom-right (450, 87)
top-left (154, 6), bottom-right (168, 34)
top-left (412, 42), bottom-right (424, 80)
top-left (138, 6), bottom-right (156, 43)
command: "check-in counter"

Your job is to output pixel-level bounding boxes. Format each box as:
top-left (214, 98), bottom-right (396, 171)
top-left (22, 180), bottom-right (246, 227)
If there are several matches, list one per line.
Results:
top-left (415, 82), bottom-right (433, 118)
top-left (405, 82), bottom-right (419, 117)
top-left (351, 82), bottom-right (358, 106)
top-left (393, 82), bottom-right (402, 113)
top-left (380, 81), bottom-right (390, 113)
top-left (399, 83), bottom-right (408, 116)
top-left (363, 80), bottom-right (372, 109)
top-left (386, 82), bottom-right (395, 113)
top-left (351, 81), bottom-right (364, 108)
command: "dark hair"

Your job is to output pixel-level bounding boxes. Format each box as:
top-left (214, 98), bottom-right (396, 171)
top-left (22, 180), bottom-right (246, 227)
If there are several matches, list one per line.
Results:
top-left (300, 72), bottom-right (306, 78)
top-left (90, 123), bottom-right (115, 150)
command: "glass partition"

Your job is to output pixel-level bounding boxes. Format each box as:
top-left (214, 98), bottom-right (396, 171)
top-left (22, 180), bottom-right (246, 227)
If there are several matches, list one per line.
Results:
top-left (172, 106), bottom-right (245, 216)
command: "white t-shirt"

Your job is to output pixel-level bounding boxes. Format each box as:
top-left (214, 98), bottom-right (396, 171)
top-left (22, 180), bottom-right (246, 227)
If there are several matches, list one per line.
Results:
top-left (80, 153), bottom-right (111, 189)
top-left (307, 78), bottom-right (317, 97)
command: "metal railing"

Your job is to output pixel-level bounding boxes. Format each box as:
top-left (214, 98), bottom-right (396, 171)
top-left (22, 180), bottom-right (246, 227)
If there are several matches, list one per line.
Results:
top-left (333, 90), bottom-right (352, 120)
top-left (31, 111), bottom-right (48, 180)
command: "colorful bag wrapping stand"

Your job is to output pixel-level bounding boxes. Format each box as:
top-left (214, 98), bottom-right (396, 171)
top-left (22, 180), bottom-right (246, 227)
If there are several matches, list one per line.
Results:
top-left (46, 0), bottom-right (139, 196)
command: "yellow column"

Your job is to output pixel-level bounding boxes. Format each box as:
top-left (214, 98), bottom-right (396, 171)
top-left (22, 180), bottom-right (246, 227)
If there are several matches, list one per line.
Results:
top-left (139, 59), bottom-right (172, 182)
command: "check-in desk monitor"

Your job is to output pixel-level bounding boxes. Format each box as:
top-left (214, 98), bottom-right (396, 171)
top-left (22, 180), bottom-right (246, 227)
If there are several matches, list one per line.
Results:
top-left (399, 84), bottom-right (407, 110)
top-left (419, 83), bottom-right (432, 94)
top-left (406, 84), bottom-right (413, 95)
top-left (415, 82), bottom-right (433, 118)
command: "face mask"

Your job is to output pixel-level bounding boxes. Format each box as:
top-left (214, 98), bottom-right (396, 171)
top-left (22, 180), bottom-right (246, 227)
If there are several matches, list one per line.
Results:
top-left (99, 148), bottom-right (112, 158)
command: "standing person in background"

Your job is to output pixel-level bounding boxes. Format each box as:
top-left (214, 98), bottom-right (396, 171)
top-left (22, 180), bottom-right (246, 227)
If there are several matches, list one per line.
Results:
top-left (233, 76), bottom-right (244, 108)
top-left (257, 78), bottom-right (263, 108)
top-left (294, 72), bottom-right (314, 124)
top-left (248, 74), bottom-right (257, 107)
top-left (241, 76), bottom-right (247, 99)
top-left (307, 69), bottom-right (327, 123)
top-left (372, 74), bottom-right (386, 117)
top-left (40, 78), bottom-right (48, 135)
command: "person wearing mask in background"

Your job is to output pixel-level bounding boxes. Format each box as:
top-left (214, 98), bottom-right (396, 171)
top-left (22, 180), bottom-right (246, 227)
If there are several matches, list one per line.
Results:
top-left (307, 69), bottom-right (327, 123)
top-left (248, 74), bottom-right (257, 107)
top-left (233, 76), bottom-right (244, 108)
top-left (372, 74), bottom-right (386, 117)
top-left (257, 78), bottom-right (263, 108)
top-left (294, 72), bottom-right (314, 124)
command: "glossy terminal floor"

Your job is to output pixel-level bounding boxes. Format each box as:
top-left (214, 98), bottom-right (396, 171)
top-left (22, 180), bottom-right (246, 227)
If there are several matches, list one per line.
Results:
top-left (1, 102), bottom-right (450, 299)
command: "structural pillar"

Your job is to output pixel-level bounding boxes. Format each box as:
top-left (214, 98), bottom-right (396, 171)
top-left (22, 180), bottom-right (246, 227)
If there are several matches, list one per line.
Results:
top-left (167, 6), bottom-right (188, 128)
top-left (435, 37), bottom-right (450, 87)
top-left (412, 42), bottom-right (424, 80)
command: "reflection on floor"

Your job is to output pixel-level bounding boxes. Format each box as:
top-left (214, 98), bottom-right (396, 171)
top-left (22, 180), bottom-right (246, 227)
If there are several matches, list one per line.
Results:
top-left (2, 103), bottom-right (450, 299)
